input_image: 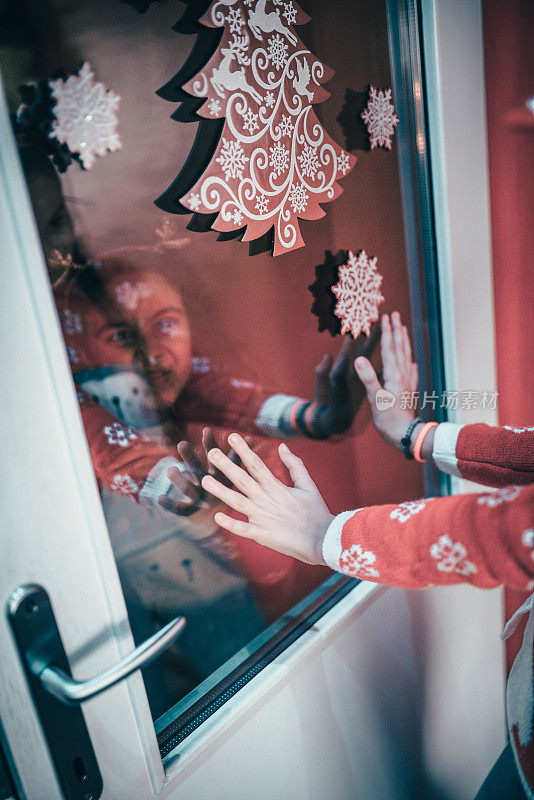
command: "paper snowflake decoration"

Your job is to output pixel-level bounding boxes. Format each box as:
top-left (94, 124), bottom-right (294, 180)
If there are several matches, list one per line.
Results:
top-left (241, 107), bottom-right (259, 134)
top-left (332, 250), bottom-right (384, 338)
top-left (225, 7), bottom-right (244, 33)
top-left (269, 140), bottom-right (290, 176)
top-left (283, 2), bottom-right (297, 26)
top-left (337, 151), bottom-right (351, 175)
top-left (298, 143), bottom-right (319, 178)
top-left (208, 97), bottom-right (221, 116)
top-left (361, 86), bottom-right (399, 150)
top-left (289, 183), bottom-right (308, 214)
top-left (215, 137), bottom-right (249, 179)
top-left (278, 114), bottom-right (294, 138)
top-left (267, 34), bottom-right (289, 70)
top-left (255, 193), bottom-right (269, 214)
top-left (48, 62), bottom-right (121, 169)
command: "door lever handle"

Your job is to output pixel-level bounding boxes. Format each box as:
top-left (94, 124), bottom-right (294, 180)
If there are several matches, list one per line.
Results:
top-left (9, 585), bottom-right (186, 799)
top-left (34, 615), bottom-right (186, 705)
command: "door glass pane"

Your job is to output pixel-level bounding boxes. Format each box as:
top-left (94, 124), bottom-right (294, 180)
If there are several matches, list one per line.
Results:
top-left (2, 0), bottom-right (428, 726)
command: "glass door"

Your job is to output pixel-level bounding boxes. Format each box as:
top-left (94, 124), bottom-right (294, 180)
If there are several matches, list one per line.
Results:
top-left (0, 0), bottom-right (445, 795)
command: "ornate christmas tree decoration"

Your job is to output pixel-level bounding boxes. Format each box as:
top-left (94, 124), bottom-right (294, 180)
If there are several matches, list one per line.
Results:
top-left (157, 0), bottom-right (356, 256)
top-left (331, 249), bottom-right (384, 338)
top-left (360, 85), bottom-right (399, 150)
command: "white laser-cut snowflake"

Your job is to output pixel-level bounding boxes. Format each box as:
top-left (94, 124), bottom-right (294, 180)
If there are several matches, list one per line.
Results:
top-left (265, 91), bottom-right (275, 108)
top-left (337, 151), bottom-right (351, 175)
top-left (278, 114), bottom-right (294, 137)
top-left (232, 208), bottom-right (244, 226)
top-left (332, 250), bottom-right (385, 338)
top-left (49, 62), bottom-right (121, 169)
top-left (208, 97), bottom-right (221, 116)
top-left (269, 140), bottom-right (290, 176)
top-left (361, 85), bottom-right (399, 150)
top-left (267, 33), bottom-right (289, 70)
top-left (255, 193), bottom-right (269, 214)
top-left (226, 7), bottom-right (244, 33)
top-left (288, 182), bottom-right (308, 214)
top-left (283, 2), bottom-right (297, 25)
top-left (298, 143), bottom-right (319, 178)
top-left (188, 192), bottom-right (201, 211)
top-left (216, 137), bottom-right (249, 179)
top-left (241, 107), bottom-right (259, 134)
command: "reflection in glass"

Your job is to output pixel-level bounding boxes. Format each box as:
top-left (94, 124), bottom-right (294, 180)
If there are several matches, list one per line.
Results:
top-left (3, 0), bottom-right (424, 723)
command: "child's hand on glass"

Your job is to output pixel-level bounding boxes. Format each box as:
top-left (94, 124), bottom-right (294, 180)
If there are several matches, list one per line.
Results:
top-left (159, 427), bottom-right (253, 515)
top-left (305, 329), bottom-right (379, 438)
top-left (201, 434), bottom-right (333, 565)
top-left (354, 311), bottom-right (419, 452)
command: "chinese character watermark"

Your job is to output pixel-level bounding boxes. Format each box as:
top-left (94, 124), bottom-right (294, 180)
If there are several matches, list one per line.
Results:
top-left (384, 390), bottom-right (498, 411)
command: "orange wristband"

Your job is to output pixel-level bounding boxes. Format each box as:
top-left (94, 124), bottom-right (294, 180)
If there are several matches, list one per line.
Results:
top-left (413, 421), bottom-right (439, 462)
top-left (304, 401), bottom-right (319, 433)
top-left (289, 399), bottom-right (307, 432)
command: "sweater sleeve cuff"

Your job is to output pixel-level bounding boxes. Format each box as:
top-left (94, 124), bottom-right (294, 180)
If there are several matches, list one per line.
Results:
top-left (138, 456), bottom-right (191, 510)
top-left (432, 422), bottom-right (465, 477)
top-left (255, 394), bottom-right (300, 437)
top-left (322, 510), bottom-right (364, 572)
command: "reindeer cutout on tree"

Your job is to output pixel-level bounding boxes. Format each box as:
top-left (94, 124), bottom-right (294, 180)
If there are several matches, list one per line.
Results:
top-left (157, 0), bottom-right (356, 256)
top-left (211, 33), bottom-right (263, 102)
top-left (247, 0), bottom-right (297, 45)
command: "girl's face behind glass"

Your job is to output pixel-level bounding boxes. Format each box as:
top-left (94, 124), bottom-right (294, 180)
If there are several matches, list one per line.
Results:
top-left (106, 271), bottom-right (193, 406)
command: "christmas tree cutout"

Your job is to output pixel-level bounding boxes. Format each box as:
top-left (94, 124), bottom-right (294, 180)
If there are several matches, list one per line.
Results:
top-left (156, 0), bottom-right (356, 256)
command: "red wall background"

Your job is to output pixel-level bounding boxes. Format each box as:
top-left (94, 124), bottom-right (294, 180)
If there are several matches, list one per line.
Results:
top-left (483, 0), bottom-right (534, 668)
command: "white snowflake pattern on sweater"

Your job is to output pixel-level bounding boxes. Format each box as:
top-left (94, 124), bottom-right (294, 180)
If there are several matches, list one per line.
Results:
top-left (339, 544), bottom-right (379, 578)
top-left (389, 497), bottom-right (435, 523)
top-left (477, 486), bottom-right (522, 507)
top-left (104, 422), bottom-right (138, 447)
top-left (430, 535), bottom-right (477, 576)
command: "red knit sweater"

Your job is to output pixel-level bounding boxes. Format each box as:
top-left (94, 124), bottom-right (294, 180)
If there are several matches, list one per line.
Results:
top-left (322, 422), bottom-right (534, 798)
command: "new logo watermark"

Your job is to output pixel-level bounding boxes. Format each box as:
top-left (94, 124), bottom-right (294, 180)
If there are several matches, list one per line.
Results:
top-left (375, 389), bottom-right (396, 410)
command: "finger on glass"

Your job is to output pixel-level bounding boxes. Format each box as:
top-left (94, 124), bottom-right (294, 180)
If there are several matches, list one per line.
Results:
top-left (177, 440), bottom-right (202, 485)
top-left (314, 353), bottom-right (333, 405)
top-left (356, 324), bottom-right (380, 359)
top-left (202, 471), bottom-right (256, 515)
top-left (213, 510), bottom-right (254, 538)
top-left (157, 493), bottom-right (190, 515)
top-left (402, 325), bottom-right (413, 371)
top-left (380, 313), bottom-right (399, 380)
top-left (391, 311), bottom-right (406, 373)
top-left (226, 433), bottom-right (281, 488)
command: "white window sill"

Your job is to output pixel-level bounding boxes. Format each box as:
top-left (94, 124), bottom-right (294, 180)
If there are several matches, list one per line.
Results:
top-left (162, 580), bottom-right (386, 786)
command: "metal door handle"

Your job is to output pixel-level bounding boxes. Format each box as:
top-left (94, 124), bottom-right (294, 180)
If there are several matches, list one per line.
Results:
top-left (9, 586), bottom-right (187, 800)
top-left (34, 615), bottom-right (186, 704)
top-left (9, 584), bottom-right (186, 707)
